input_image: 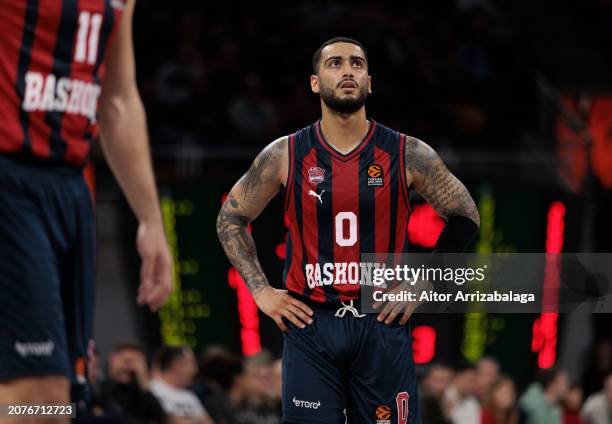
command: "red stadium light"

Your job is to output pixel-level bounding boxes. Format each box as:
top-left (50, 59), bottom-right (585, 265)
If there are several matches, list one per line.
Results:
top-left (412, 326), bottom-right (437, 364)
top-left (228, 264), bottom-right (261, 356)
top-left (532, 201), bottom-right (565, 369)
top-left (407, 204), bottom-right (445, 248)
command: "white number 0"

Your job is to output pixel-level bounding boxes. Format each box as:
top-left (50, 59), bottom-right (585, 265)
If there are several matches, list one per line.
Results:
top-left (335, 212), bottom-right (357, 247)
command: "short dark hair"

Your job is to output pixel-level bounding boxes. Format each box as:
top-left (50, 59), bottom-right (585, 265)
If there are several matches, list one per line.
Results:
top-left (312, 37), bottom-right (368, 74)
top-left (536, 367), bottom-right (563, 389)
top-left (110, 341), bottom-right (145, 355)
top-left (153, 345), bottom-right (190, 371)
top-left (199, 347), bottom-right (244, 391)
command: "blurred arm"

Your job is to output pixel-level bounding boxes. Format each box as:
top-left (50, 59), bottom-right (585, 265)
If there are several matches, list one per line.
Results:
top-left (98, 0), bottom-right (171, 311)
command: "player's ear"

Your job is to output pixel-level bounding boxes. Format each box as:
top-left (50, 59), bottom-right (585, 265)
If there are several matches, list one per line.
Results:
top-left (310, 74), bottom-right (320, 94)
top-left (368, 75), bottom-right (372, 94)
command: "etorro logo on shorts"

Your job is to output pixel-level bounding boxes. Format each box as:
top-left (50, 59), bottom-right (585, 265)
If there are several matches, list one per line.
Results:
top-left (292, 397), bottom-right (321, 409)
top-left (14, 340), bottom-right (55, 357)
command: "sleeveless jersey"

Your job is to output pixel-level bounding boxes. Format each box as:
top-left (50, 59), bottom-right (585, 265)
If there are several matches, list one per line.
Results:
top-left (0, 0), bottom-right (124, 167)
top-left (283, 120), bottom-right (412, 303)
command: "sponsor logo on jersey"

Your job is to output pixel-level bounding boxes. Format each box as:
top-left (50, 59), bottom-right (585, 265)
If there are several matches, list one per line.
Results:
top-left (22, 71), bottom-right (101, 121)
top-left (308, 189), bottom-right (324, 204)
top-left (308, 166), bottom-right (325, 185)
top-left (14, 340), bottom-right (55, 357)
top-left (367, 164), bottom-right (384, 187)
top-left (292, 397), bottom-right (321, 409)
top-left (376, 405), bottom-right (391, 424)
top-left (304, 261), bottom-right (386, 289)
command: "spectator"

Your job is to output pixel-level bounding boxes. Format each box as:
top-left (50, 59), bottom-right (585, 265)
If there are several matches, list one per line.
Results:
top-left (519, 367), bottom-right (569, 424)
top-left (420, 362), bottom-right (454, 424)
top-left (194, 346), bottom-right (245, 424)
top-left (270, 358), bottom-right (283, 411)
top-left (580, 374), bottom-right (612, 424)
top-left (443, 363), bottom-right (480, 424)
top-left (564, 384), bottom-right (584, 424)
top-left (481, 375), bottom-right (522, 424)
top-left (96, 342), bottom-right (166, 424)
top-left (582, 338), bottom-right (612, 399)
top-left (476, 356), bottom-right (500, 400)
top-left (227, 74), bottom-right (279, 142)
top-left (151, 345), bottom-right (215, 424)
top-left (233, 351), bottom-right (281, 424)
top-left (88, 347), bottom-right (102, 397)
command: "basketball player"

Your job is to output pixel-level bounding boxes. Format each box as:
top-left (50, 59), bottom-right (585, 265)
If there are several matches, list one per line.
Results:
top-left (0, 0), bottom-right (172, 421)
top-left (217, 37), bottom-right (480, 423)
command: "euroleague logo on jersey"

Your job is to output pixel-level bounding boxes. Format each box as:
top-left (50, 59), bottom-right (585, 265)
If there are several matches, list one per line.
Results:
top-left (308, 166), bottom-right (325, 185)
top-left (367, 164), bottom-right (384, 187)
top-left (375, 405), bottom-right (391, 424)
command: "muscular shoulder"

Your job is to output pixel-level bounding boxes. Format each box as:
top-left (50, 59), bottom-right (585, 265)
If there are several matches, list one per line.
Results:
top-left (241, 136), bottom-right (289, 197)
top-left (403, 135), bottom-right (444, 186)
top-left (261, 136), bottom-right (289, 187)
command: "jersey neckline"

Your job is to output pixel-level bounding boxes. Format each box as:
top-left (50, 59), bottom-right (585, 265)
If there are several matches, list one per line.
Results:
top-left (314, 119), bottom-right (377, 161)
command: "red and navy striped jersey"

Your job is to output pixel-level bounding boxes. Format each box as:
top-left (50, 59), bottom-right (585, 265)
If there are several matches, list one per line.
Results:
top-left (0, 0), bottom-right (123, 167)
top-left (283, 120), bottom-right (412, 303)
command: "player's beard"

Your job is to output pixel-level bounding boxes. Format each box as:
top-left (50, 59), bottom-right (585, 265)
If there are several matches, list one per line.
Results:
top-left (319, 83), bottom-right (368, 114)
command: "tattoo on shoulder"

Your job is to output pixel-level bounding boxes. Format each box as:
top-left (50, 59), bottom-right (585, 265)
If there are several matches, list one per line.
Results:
top-left (240, 138), bottom-right (286, 200)
top-left (405, 136), bottom-right (480, 225)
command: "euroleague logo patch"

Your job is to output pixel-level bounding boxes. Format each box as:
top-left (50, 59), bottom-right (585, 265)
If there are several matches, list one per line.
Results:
top-left (375, 405), bottom-right (391, 424)
top-left (367, 164), bottom-right (384, 187)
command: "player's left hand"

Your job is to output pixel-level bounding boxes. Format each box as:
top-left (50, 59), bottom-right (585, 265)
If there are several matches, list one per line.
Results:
top-left (136, 220), bottom-right (173, 312)
top-left (373, 280), bottom-right (430, 325)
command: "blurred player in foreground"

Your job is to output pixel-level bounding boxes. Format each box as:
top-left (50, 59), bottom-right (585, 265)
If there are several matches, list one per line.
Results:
top-left (218, 37), bottom-right (479, 423)
top-left (0, 0), bottom-right (172, 421)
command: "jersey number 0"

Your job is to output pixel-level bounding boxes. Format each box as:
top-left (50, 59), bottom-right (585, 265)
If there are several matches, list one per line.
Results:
top-left (335, 212), bottom-right (357, 247)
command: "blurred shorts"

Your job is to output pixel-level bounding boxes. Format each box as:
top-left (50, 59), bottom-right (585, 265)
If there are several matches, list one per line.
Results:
top-left (282, 296), bottom-right (420, 424)
top-left (0, 154), bottom-right (95, 400)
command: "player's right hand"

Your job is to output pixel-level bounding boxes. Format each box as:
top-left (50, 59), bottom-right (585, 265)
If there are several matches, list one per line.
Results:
top-left (136, 220), bottom-right (173, 312)
top-left (253, 286), bottom-right (314, 332)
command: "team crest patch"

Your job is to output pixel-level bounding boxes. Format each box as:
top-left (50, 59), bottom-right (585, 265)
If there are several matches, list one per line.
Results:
top-left (308, 166), bottom-right (325, 185)
top-left (375, 405), bottom-right (391, 424)
top-left (367, 164), bottom-right (384, 187)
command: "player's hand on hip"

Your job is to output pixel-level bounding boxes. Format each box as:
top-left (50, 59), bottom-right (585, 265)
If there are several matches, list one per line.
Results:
top-left (253, 286), bottom-right (314, 332)
top-left (374, 280), bottom-right (425, 325)
top-left (136, 220), bottom-right (173, 312)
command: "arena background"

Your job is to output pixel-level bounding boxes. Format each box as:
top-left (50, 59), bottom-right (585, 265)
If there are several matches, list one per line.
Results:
top-left (90, 0), bottom-right (612, 394)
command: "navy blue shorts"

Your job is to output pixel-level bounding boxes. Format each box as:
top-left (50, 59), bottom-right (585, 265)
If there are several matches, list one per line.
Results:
top-left (282, 296), bottom-right (420, 424)
top-left (0, 155), bottom-right (95, 395)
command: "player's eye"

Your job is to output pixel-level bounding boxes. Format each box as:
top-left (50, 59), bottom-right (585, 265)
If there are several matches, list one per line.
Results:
top-left (329, 60), bottom-right (340, 67)
top-left (352, 60), bottom-right (363, 68)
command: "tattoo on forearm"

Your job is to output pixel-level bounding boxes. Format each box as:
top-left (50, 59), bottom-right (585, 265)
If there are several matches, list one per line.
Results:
top-left (406, 136), bottom-right (480, 226)
top-left (216, 193), bottom-right (269, 294)
top-left (216, 138), bottom-right (288, 295)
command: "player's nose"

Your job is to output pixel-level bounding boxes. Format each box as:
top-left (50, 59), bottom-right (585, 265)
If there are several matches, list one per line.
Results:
top-left (341, 62), bottom-right (354, 77)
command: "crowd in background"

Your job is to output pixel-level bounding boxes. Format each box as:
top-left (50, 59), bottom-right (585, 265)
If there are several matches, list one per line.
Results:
top-left (85, 337), bottom-right (612, 424)
top-left (87, 343), bottom-right (282, 424)
top-left (132, 0), bottom-right (536, 150)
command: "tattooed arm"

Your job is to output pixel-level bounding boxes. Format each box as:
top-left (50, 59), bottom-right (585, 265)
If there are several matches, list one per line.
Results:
top-left (216, 137), bottom-right (313, 332)
top-left (375, 137), bottom-right (480, 325)
top-left (405, 136), bottom-right (480, 227)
